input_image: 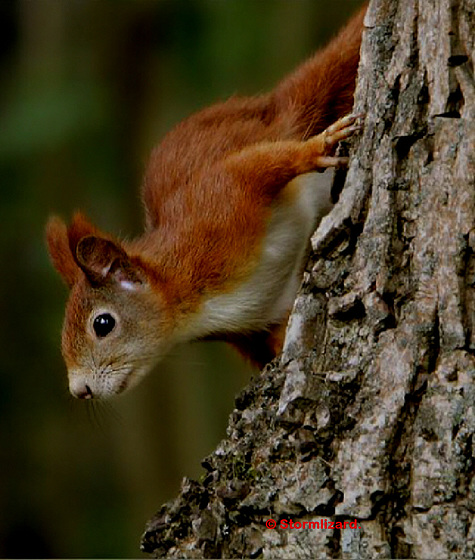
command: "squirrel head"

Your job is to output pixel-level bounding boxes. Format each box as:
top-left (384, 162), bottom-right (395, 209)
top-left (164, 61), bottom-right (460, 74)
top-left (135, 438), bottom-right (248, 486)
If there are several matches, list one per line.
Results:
top-left (46, 213), bottom-right (169, 399)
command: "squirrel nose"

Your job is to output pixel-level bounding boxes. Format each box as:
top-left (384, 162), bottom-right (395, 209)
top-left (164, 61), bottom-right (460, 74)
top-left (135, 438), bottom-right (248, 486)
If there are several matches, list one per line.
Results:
top-left (70, 382), bottom-right (94, 399)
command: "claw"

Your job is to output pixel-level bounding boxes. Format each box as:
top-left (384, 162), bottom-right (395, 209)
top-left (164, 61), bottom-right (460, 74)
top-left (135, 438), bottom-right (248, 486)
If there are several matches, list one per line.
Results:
top-left (314, 155), bottom-right (350, 171)
top-left (316, 113), bottom-right (364, 152)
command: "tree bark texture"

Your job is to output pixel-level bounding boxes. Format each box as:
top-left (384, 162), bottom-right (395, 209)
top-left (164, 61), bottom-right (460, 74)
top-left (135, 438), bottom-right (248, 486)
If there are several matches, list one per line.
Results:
top-left (141, 0), bottom-right (475, 557)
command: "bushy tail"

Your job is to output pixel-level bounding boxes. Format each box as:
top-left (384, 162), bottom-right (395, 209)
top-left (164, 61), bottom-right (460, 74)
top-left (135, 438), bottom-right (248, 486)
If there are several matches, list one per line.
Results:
top-left (273, 3), bottom-right (366, 139)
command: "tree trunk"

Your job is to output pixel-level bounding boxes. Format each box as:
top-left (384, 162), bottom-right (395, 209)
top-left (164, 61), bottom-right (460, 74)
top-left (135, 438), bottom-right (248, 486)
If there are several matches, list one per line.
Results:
top-left (141, 0), bottom-right (475, 557)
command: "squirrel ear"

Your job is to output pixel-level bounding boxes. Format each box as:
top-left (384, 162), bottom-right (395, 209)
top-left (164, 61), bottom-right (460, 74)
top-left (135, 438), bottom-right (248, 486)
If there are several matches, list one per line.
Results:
top-left (45, 216), bottom-right (80, 287)
top-left (67, 211), bottom-right (101, 254)
top-left (75, 236), bottom-right (145, 289)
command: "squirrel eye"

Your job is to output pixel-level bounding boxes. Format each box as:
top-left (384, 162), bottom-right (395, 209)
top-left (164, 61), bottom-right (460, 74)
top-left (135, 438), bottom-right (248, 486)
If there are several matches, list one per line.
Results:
top-left (93, 313), bottom-right (116, 337)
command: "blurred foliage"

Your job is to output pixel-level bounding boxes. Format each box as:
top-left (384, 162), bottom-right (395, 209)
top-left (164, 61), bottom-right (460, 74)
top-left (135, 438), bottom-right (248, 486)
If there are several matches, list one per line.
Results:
top-left (0, 0), bottom-right (361, 557)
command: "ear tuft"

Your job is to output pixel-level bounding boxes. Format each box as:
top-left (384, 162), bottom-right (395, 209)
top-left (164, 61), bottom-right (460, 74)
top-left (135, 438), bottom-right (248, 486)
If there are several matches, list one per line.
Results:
top-left (67, 212), bottom-right (101, 256)
top-left (46, 212), bottom-right (144, 289)
top-left (76, 236), bottom-right (145, 288)
top-left (45, 216), bottom-right (79, 287)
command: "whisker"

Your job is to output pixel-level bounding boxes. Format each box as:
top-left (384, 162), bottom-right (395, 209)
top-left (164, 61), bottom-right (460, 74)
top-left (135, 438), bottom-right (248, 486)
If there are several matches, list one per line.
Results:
top-left (85, 399), bottom-right (97, 426)
top-left (99, 400), bottom-right (124, 427)
top-left (88, 400), bottom-right (111, 432)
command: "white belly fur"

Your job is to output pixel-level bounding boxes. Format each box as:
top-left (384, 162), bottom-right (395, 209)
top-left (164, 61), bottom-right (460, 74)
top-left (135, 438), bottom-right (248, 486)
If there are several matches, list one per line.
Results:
top-left (186, 171), bottom-right (334, 338)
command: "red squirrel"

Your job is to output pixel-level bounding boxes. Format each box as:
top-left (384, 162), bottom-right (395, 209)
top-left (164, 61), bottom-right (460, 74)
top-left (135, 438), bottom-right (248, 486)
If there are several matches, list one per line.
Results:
top-left (46, 6), bottom-right (366, 399)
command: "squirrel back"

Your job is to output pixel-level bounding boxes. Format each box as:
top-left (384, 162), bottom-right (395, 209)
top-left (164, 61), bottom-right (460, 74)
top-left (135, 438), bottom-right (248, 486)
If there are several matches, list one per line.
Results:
top-left (273, 3), bottom-right (365, 138)
top-left (46, 4), bottom-right (366, 399)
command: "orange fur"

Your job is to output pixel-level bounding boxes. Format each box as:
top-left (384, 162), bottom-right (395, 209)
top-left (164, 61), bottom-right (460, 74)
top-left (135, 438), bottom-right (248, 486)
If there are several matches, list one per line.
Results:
top-left (46, 5), bottom-right (366, 397)
top-left (46, 216), bottom-right (79, 287)
top-left (137, 5), bottom-right (365, 366)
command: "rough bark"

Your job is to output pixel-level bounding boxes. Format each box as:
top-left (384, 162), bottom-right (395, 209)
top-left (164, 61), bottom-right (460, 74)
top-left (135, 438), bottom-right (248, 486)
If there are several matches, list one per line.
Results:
top-left (141, 0), bottom-right (475, 557)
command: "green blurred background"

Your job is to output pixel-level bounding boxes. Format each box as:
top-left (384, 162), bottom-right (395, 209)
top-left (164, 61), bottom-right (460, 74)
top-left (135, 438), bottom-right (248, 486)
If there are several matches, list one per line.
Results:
top-left (0, 1), bottom-right (361, 557)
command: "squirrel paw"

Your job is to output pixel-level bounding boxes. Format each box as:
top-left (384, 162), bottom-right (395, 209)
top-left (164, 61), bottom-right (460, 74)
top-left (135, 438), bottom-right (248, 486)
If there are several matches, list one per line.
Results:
top-left (322, 113), bottom-right (363, 149)
top-left (310, 113), bottom-right (363, 171)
